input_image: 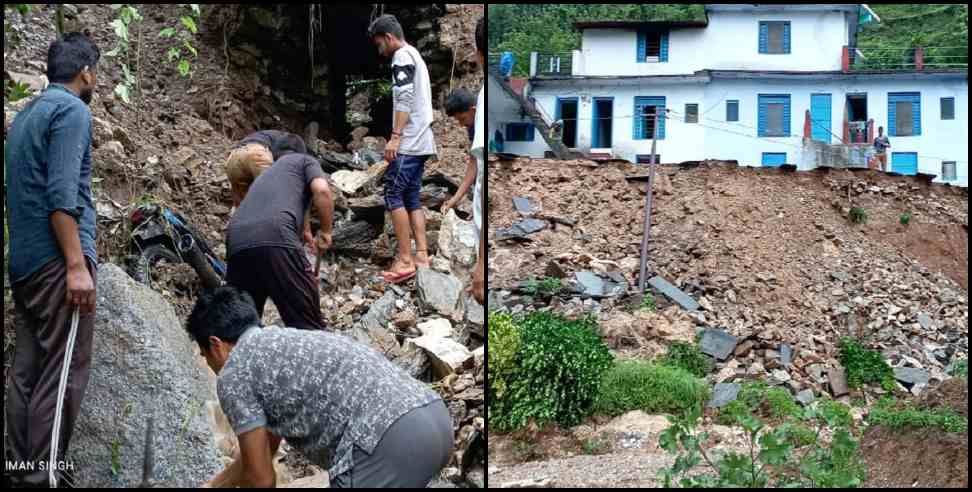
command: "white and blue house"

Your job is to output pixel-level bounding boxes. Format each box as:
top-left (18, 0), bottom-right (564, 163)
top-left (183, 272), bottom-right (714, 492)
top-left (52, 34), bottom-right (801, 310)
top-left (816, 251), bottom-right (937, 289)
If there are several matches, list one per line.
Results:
top-left (488, 4), bottom-right (968, 187)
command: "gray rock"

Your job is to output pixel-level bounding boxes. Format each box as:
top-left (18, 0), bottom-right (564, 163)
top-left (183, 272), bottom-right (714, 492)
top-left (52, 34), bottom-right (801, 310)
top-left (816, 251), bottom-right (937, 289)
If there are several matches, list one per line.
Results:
top-left (708, 383), bottom-right (741, 408)
top-left (700, 329), bottom-right (738, 361)
top-left (796, 389), bottom-right (815, 406)
top-left (68, 264), bottom-right (221, 488)
top-left (495, 218), bottom-right (548, 241)
top-left (779, 344), bottom-right (793, 367)
top-left (916, 313), bottom-right (933, 330)
top-left (438, 210), bottom-right (479, 269)
top-left (828, 368), bottom-right (850, 397)
top-left (647, 276), bottom-right (701, 312)
top-left (513, 197), bottom-right (534, 215)
top-left (417, 268), bottom-right (463, 317)
top-left (768, 369), bottom-right (791, 386)
top-left (831, 271), bottom-right (850, 282)
top-left (893, 367), bottom-right (930, 387)
top-left (573, 271), bottom-right (627, 299)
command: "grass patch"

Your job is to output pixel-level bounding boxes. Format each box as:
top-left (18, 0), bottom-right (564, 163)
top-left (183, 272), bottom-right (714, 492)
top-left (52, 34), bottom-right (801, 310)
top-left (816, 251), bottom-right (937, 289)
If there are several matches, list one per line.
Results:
top-left (595, 360), bottom-right (710, 417)
top-left (868, 397), bottom-right (968, 434)
top-left (950, 359), bottom-right (967, 379)
top-left (521, 277), bottom-right (563, 297)
top-left (899, 212), bottom-right (912, 225)
top-left (641, 292), bottom-right (657, 312)
top-left (715, 381), bottom-right (800, 424)
top-left (658, 341), bottom-right (713, 378)
top-left (849, 207), bottom-right (868, 224)
top-left (581, 436), bottom-right (611, 455)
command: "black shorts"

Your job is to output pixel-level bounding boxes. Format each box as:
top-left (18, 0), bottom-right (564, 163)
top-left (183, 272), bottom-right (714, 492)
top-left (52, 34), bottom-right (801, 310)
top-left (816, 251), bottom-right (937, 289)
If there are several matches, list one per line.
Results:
top-left (226, 246), bottom-right (326, 330)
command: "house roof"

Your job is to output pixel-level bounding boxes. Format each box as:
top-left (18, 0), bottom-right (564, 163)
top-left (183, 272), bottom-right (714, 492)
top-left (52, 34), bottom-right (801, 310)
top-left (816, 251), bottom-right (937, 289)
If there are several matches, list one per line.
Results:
top-left (704, 4), bottom-right (861, 14)
top-left (530, 69), bottom-right (968, 84)
top-left (574, 20), bottom-right (708, 31)
top-left (508, 78), bottom-right (528, 96)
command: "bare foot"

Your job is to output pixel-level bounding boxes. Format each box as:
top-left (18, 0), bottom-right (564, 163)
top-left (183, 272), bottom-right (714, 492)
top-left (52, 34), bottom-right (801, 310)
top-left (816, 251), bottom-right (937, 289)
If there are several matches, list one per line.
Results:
top-left (415, 250), bottom-right (431, 269)
top-left (383, 259), bottom-right (416, 277)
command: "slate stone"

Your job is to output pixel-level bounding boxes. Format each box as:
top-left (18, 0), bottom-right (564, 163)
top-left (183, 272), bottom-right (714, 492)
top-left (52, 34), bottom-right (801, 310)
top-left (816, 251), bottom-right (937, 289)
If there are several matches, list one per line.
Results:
top-left (647, 276), bottom-right (701, 312)
top-left (796, 389), bottom-right (815, 406)
top-left (512, 196), bottom-right (533, 215)
top-left (708, 383), bottom-right (741, 409)
top-left (495, 218), bottom-right (548, 240)
top-left (700, 329), bottom-right (738, 361)
top-left (893, 367), bottom-right (930, 387)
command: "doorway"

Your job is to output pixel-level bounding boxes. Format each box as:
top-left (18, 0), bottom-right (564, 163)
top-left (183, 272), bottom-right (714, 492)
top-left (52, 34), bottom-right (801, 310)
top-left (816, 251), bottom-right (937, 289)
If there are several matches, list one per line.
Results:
top-left (592, 97), bottom-right (614, 148)
top-left (556, 97), bottom-right (579, 148)
top-left (846, 94), bottom-right (868, 143)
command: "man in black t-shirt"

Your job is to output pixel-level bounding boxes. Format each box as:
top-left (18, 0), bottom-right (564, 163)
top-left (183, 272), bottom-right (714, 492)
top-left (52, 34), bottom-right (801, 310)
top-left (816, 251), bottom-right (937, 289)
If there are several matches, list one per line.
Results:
top-left (225, 153), bottom-right (334, 330)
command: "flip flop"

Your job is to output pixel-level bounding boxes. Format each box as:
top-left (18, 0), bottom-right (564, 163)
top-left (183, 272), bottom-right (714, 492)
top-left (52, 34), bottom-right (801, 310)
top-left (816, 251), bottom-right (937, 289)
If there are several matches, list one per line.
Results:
top-left (383, 269), bottom-right (417, 284)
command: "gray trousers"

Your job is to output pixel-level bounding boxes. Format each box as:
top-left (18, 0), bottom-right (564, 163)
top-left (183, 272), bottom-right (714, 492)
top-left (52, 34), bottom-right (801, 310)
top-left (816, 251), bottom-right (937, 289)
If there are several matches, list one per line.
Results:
top-left (331, 400), bottom-right (454, 488)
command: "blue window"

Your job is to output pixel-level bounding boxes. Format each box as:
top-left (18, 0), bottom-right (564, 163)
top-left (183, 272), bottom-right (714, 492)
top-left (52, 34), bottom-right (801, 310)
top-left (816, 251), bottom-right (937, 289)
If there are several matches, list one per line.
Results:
top-left (726, 100), bottom-right (739, 122)
top-left (941, 97), bottom-right (955, 120)
top-left (758, 94), bottom-right (791, 137)
top-left (891, 152), bottom-right (918, 176)
top-left (637, 30), bottom-right (669, 63)
top-left (633, 96), bottom-right (666, 140)
top-left (888, 92), bottom-right (921, 136)
top-left (762, 153), bottom-right (787, 167)
top-left (506, 123), bottom-right (535, 142)
top-left (759, 21), bottom-right (790, 54)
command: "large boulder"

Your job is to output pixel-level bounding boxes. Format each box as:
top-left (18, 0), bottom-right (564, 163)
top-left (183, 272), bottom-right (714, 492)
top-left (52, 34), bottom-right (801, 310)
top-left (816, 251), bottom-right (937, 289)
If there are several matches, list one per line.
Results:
top-left (68, 264), bottom-right (221, 488)
top-left (438, 210), bottom-right (479, 273)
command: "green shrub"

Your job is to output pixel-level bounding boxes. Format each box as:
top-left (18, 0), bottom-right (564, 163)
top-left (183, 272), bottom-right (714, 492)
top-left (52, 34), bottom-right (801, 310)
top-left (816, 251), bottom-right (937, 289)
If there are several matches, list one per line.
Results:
top-left (521, 277), bottom-right (563, 297)
top-left (765, 387), bottom-right (801, 419)
top-left (950, 359), bottom-right (968, 379)
top-left (899, 212), bottom-right (912, 225)
top-left (839, 338), bottom-right (895, 391)
top-left (849, 207), bottom-right (868, 224)
top-left (641, 292), bottom-right (657, 312)
top-left (492, 312), bottom-right (613, 431)
top-left (658, 341), bottom-right (713, 378)
top-left (716, 382), bottom-right (799, 424)
top-left (595, 361), bottom-right (710, 417)
top-left (486, 312), bottom-right (521, 401)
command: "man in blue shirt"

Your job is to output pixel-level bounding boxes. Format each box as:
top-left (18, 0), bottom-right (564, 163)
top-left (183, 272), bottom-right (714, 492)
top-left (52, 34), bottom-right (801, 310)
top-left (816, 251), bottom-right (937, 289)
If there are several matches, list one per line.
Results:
top-left (5, 32), bottom-right (100, 488)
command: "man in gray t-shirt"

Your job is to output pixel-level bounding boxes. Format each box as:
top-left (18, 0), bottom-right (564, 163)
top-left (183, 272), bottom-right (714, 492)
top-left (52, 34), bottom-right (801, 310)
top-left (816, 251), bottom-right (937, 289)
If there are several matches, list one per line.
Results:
top-left (188, 287), bottom-right (453, 488)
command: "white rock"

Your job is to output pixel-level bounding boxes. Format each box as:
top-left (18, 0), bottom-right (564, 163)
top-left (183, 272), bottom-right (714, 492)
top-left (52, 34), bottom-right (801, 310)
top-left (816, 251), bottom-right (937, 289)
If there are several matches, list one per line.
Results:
top-left (406, 336), bottom-right (473, 378)
top-left (417, 318), bottom-right (453, 338)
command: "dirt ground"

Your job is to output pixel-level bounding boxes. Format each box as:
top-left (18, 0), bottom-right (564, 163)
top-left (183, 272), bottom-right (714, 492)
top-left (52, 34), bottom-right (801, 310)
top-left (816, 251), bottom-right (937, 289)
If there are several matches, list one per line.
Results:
top-left (861, 379), bottom-right (969, 488)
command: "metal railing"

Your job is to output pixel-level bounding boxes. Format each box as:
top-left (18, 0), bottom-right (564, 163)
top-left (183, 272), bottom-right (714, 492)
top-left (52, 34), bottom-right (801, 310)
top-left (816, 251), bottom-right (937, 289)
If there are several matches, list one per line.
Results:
top-left (847, 46), bottom-right (968, 71)
top-left (536, 52), bottom-right (573, 77)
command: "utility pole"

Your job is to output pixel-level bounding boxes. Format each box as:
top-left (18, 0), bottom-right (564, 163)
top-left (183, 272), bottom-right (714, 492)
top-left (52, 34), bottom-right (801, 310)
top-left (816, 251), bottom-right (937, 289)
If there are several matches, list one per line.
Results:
top-left (638, 109), bottom-right (661, 292)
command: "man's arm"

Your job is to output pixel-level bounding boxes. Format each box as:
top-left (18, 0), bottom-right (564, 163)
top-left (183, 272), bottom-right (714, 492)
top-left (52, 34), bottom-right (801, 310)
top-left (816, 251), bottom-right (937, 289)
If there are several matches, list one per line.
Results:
top-left (386, 53), bottom-right (416, 162)
top-left (48, 105), bottom-right (95, 313)
top-left (310, 177), bottom-right (334, 252)
top-left (472, 188), bottom-right (486, 305)
top-left (445, 155), bottom-right (478, 212)
top-left (238, 427), bottom-right (276, 488)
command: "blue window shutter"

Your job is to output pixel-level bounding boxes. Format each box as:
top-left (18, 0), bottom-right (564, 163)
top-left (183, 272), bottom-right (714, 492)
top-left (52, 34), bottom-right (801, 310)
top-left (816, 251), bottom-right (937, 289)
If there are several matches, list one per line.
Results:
top-left (758, 97), bottom-right (766, 136)
top-left (660, 31), bottom-right (669, 62)
top-left (634, 97), bottom-right (665, 140)
top-left (634, 99), bottom-right (644, 139)
top-left (658, 100), bottom-right (666, 139)
top-left (727, 100), bottom-right (739, 121)
top-left (913, 96), bottom-right (921, 136)
top-left (784, 95), bottom-right (791, 136)
top-left (759, 22), bottom-right (768, 53)
top-left (783, 22), bottom-right (791, 53)
top-left (888, 97), bottom-right (897, 135)
top-left (637, 30), bottom-right (646, 63)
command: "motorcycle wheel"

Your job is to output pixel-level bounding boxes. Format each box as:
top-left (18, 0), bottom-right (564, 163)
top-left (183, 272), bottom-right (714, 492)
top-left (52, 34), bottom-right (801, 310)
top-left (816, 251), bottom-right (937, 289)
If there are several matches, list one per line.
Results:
top-left (131, 244), bottom-right (181, 288)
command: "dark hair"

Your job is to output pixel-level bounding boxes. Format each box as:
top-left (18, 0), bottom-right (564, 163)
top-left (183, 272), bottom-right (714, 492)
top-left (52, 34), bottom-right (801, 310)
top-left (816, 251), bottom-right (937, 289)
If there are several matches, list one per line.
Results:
top-left (47, 32), bottom-right (100, 84)
top-left (445, 88), bottom-right (477, 116)
top-left (368, 14), bottom-right (404, 41)
top-left (476, 17), bottom-right (485, 55)
top-left (186, 286), bottom-right (261, 351)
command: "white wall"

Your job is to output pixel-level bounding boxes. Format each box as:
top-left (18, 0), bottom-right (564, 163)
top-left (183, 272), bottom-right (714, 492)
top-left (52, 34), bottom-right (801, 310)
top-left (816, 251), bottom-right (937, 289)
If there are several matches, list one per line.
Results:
top-left (513, 78), bottom-right (968, 187)
top-left (577, 10), bottom-right (849, 77)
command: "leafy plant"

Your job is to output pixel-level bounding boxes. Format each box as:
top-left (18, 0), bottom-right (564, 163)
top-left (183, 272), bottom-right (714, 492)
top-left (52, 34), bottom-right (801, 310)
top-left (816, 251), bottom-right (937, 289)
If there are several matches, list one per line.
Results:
top-left (158, 4), bottom-right (201, 78)
top-left (594, 361), bottom-right (710, 417)
top-left (486, 312), bottom-right (521, 402)
top-left (106, 4), bottom-right (142, 104)
top-left (658, 341), bottom-right (713, 378)
top-left (949, 359), bottom-right (967, 379)
top-left (641, 291), bottom-right (657, 312)
top-left (492, 312), bottom-right (613, 431)
top-left (899, 212), bottom-right (912, 225)
top-left (521, 277), bottom-right (563, 297)
top-left (849, 207), bottom-right (868, 225)
top-left (839, 338), bottom-right (895, 391)
top-left (5, 80), bottom-right (33, 102)
top-left (582, 436), bottom-right (610, 455)
top-left (660, 399), bottom-right (866, 488)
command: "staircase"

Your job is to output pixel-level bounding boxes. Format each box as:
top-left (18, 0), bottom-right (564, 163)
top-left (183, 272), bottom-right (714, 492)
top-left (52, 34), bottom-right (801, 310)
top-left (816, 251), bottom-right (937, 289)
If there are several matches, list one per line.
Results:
top-left (487, 66), bottom-right (571, 160)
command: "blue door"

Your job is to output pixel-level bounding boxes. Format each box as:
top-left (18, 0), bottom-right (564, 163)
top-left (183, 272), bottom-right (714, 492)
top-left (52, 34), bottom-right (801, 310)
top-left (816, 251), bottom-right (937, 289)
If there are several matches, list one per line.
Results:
top-left (810, 94), bottom-right (832, 143)
top-left (891, 152), bottom-right (918, 175)
top-left (762, 152), bottom-right (787, 167)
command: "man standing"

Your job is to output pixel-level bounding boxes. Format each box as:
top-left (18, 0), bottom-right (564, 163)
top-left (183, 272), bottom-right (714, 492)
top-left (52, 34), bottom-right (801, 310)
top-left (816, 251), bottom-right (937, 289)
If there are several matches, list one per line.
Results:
top-left (190, 287), bottom-right (453, 488)
top-left (369, 14), bottom-right (437, 283)
top-left (470, 17), bottom-right (487, 305)
top-left (224, 153), bottom-right (334, 331)
top-left (442, 88), bottom-right (478, 215)
top-left (5, 32), bottom-right (100, 488)
top-left (874, 126), bottom-right (891, 172)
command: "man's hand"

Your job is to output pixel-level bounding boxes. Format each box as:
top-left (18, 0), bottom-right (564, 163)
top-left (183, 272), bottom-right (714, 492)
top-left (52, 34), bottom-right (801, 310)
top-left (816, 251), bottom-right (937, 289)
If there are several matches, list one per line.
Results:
top-left (303, 229), bottom-right (317, 256)
top-left (468, 256), bottom-right (485, 305)
top-left (316, 231), bottom-right (333, 254)
top-left (441, 196), bottom-right (457, 214)
top-left (384, 135), bottom-right (401, 163)
top-left (66, 263), bottom-right (96, 314)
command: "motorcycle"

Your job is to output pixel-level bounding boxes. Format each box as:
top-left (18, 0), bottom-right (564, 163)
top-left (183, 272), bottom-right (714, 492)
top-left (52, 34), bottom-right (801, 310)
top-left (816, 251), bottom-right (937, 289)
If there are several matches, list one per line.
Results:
top-left (125, 203), bottom-right (225, 290)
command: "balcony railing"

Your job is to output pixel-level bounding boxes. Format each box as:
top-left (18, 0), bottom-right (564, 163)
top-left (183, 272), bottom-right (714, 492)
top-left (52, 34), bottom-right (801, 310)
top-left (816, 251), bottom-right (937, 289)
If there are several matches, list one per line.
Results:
top-left (535, 52), bottom-right (573, 77)
top-left (844, 46), bottom-right (968, 72)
